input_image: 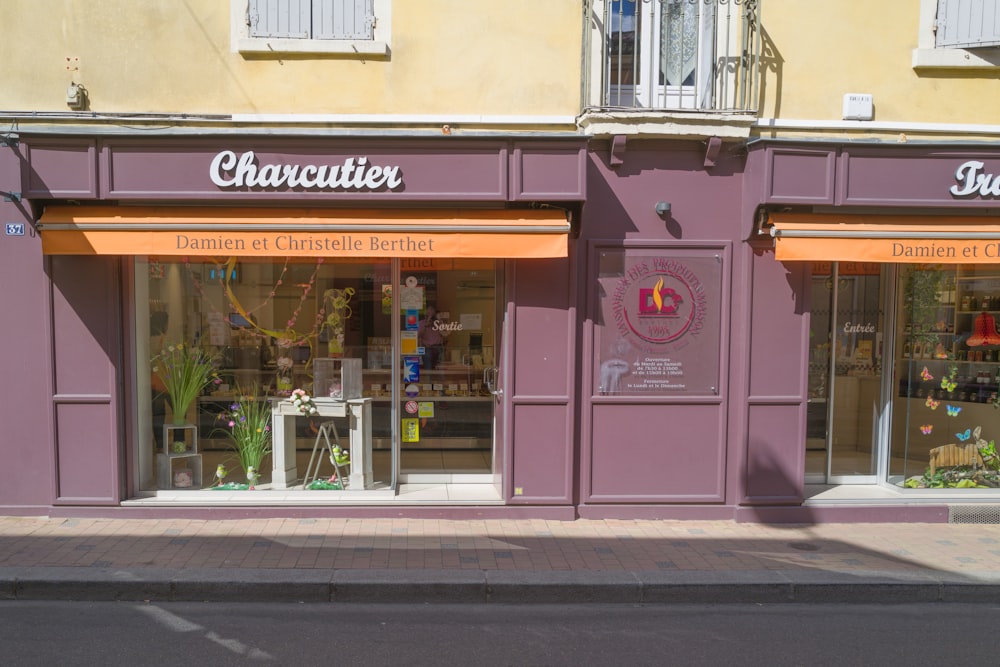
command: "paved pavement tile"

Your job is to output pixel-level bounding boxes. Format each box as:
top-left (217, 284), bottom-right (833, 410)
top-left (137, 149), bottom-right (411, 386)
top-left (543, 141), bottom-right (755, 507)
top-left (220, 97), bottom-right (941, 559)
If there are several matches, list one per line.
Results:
top-left (1, 516), bottom-right (999, 602)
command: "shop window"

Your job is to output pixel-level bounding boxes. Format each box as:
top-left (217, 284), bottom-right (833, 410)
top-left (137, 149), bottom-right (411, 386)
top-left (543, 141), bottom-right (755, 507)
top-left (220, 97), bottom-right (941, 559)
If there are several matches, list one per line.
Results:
top-left (139, 257), bottom-right (392, 491)
top-left (136, 257), bottom-right (500, 493)
top-left (892, 264), bottom-right (1000, 490)
top-left (232, 0), bottom-right (390, 56)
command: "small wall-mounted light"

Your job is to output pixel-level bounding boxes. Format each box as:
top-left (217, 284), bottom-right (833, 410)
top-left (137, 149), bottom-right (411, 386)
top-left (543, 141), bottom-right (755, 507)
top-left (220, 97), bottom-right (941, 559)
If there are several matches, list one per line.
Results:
top-left (66, 82), bottom-right (88, 110)
top-left (654, 201), bottom-right (672, 216)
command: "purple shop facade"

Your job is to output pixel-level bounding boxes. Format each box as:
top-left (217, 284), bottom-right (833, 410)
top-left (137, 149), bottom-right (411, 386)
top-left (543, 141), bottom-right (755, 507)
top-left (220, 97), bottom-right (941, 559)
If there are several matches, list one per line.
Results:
top-left (3, 131), bottom-right (994, 520)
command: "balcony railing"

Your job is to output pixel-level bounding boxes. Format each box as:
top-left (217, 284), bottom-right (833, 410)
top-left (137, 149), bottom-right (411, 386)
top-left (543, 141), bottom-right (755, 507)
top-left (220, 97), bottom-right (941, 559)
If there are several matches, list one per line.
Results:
top-left (584, 0), bottom-right (762, 114)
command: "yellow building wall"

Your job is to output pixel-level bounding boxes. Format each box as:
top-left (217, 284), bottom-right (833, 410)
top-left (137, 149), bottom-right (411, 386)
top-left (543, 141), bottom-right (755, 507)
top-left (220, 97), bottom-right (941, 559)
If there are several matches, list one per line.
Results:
top-left (0, 1), bottom-right (581, 119)
top-left (760, 0), bottom-right (1000, 130)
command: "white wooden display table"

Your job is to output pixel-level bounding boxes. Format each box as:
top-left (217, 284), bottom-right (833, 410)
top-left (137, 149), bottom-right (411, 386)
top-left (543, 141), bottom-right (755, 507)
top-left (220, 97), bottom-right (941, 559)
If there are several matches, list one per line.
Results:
top-left (270, 397), bottom-right (373, 490)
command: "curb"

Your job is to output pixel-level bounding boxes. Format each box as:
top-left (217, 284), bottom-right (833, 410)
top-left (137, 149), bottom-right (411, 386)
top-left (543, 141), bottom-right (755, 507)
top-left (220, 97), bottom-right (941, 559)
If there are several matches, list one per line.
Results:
top-left (3, 568), bottom-right (1000, 604)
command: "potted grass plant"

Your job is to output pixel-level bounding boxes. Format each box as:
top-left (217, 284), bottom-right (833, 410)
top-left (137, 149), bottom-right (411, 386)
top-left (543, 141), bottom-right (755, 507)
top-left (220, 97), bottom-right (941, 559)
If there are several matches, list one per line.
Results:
top-left (217, 384), bottom-right (272, 489)
top-left (152, 343), bottom-right (218, 425)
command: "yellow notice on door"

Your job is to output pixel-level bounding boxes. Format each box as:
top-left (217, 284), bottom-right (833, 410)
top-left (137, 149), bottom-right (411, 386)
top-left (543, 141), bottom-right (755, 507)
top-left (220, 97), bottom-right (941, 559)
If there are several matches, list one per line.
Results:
top-left (401, 331), bottom-right (418, 355)
top-left (402, 418), bottom-right (420, 442)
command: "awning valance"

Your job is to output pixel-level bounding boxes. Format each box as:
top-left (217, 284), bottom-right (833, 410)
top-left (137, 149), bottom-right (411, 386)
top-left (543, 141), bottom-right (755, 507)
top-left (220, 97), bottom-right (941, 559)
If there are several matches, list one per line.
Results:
top-left (767, 212), bottom-right (1000, 264)
top-left (38, 206), bottom-right (571, 258)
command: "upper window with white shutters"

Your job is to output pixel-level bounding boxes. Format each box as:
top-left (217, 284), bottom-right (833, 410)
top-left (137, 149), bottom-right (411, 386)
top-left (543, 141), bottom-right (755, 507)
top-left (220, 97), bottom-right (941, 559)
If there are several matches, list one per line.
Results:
top-left (231, 0), bottom-right (390, 56)
top-left (914, 0), bottom-right (1000, 68)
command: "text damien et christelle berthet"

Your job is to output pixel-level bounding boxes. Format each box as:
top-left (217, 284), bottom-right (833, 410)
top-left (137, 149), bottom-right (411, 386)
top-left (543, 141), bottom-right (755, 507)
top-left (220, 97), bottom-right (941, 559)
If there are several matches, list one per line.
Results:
top-left (174, 234), bottom-right (435, 253)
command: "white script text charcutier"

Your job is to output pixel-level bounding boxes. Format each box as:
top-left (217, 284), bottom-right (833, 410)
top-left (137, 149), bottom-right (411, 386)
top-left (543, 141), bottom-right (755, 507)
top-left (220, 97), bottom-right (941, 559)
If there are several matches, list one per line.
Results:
top-left (950, 160), bottom-right (1000, 198)
top-left (209, 150), bottom-right (404, 191)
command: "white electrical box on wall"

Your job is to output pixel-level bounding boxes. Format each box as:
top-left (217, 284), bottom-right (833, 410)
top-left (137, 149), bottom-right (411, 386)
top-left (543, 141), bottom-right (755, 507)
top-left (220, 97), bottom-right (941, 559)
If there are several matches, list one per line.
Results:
top-left (843, 93), bottom-right (874, 120)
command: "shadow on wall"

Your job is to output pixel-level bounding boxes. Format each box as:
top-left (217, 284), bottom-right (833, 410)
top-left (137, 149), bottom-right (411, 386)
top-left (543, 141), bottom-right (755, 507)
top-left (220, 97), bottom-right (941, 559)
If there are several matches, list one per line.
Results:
top-left (757, 24), bottom-right (784, 118)
top-left (752, 244), bottom-right (808, 316)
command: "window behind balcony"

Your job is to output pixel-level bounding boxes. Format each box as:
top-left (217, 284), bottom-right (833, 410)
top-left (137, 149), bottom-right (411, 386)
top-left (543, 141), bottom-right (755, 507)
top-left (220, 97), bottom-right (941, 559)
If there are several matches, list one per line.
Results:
top-left (590, 0), bottom-right (761, 113)
top-left (607, 0), bottom-right (716, 110)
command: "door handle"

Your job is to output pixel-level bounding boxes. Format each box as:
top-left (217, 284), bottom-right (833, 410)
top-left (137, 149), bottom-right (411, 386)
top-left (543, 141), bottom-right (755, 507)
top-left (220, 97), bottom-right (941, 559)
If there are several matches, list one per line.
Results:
top-left (484, 366), bottom-right (503, 398)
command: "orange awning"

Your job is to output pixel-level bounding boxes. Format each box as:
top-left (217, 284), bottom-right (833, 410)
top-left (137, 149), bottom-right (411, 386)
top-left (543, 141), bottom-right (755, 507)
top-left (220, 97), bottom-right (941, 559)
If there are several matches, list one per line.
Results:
top-left (38, 206), bottom-right (571, 258)
top-left (767, 212), bottom-right (1000, 264)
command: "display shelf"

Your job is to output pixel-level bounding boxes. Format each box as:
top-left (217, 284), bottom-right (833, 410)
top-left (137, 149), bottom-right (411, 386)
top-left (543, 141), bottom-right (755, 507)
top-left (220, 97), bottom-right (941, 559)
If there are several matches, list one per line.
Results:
top-left (162, 423), bottom-right (198, 455)
top-left (158, 423), bottom-right (202, 488)
top-left (362, 366), bottom-right (489, 399)
top-left (896, 263), bottom-right (1000, 405)
top-left (897, 378), bottom-right (998, 404)
top-left (157, 453), bottom-right (203, 489)
top-left (898, 266), bottom-right (1000, 371)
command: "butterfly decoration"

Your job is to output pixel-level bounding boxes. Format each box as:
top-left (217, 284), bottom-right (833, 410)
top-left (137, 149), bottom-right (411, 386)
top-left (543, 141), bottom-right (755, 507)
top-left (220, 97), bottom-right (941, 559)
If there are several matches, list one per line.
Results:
top-left (925, 397), bottom-right (940, 409)
top-left (940, 377), bottom-right (957, 392)
top-left (946, 405), bottom-right (962, 417)
top-left (920, 424), bottom-right (933, 435)
top-left (956, 429), bottom-right (972, 442)
top-left (920, 367), bottom-right (934, 381)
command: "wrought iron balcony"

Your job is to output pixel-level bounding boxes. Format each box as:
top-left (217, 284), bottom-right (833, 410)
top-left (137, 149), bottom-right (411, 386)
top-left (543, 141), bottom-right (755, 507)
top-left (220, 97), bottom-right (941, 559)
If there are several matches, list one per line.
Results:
top-left (584, 0), bottom-right (762, 115)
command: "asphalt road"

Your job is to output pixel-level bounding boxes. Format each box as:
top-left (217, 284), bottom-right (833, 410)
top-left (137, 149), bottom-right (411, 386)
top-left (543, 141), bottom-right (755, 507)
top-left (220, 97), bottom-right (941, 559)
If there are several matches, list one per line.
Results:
top-left (2, 601), bottom-right (999, 666)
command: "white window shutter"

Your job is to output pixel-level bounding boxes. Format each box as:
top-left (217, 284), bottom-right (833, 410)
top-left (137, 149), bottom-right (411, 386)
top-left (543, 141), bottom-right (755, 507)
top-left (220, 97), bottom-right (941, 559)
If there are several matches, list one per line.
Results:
top-left (313, 0), bottom-right (374, 40)
top-left (936, 0), bottom-right (1000, 48)
top-left (248, 0), bottom-right (311, 38)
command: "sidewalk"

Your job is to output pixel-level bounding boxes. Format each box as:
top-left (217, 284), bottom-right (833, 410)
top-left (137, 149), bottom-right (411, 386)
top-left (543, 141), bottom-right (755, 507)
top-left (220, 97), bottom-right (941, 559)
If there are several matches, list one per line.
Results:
top-left (1, 515), bottom-right (999, 604)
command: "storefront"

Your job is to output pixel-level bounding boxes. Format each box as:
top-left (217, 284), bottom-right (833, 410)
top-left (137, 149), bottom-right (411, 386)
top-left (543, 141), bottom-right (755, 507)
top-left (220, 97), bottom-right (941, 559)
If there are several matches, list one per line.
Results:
top-left (749, 142), bottom-right (1000, 517)
top-left (13, 132), bottom-right (996, 519)
top-left (0, 134), bottom-right (586, 514)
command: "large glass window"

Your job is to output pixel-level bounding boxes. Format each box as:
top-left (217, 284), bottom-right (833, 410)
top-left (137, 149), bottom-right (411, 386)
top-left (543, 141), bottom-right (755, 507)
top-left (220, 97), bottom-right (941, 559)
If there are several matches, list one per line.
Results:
top-left (135, 256), bottom-right (499, 493)
top-left (138, 257), bottom-right (391, 492)
top-left (892, 264), bottom-right (1000, 490)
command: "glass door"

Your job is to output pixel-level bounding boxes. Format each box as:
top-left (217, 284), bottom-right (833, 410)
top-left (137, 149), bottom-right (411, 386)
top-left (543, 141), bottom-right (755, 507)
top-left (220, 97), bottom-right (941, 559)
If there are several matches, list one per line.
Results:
top-left (806, 263), bottom-right (886, 483)
top-left (397, 261), bottom-right (498, 479)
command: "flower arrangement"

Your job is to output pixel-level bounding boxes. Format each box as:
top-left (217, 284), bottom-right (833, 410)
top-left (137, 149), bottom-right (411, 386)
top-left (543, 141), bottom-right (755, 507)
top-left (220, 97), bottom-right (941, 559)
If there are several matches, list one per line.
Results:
top-left (275, 355), bottom-right (295, 394)
top-left (216, 384), bottom-right (272, 485)
top-left (289, 388), bottom-right (319, 416)
top-left (323, 287), bottom-right (356, 356)
top-left (152, 343), bottom-right (218, 425)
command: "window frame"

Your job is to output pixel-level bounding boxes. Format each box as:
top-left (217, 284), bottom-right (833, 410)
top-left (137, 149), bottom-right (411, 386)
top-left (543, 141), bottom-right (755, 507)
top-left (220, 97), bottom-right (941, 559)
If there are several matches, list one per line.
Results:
top-left (913, 0), bottom-right (1000, 69)
top-left (231, 0), bottom-right (390, 57)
